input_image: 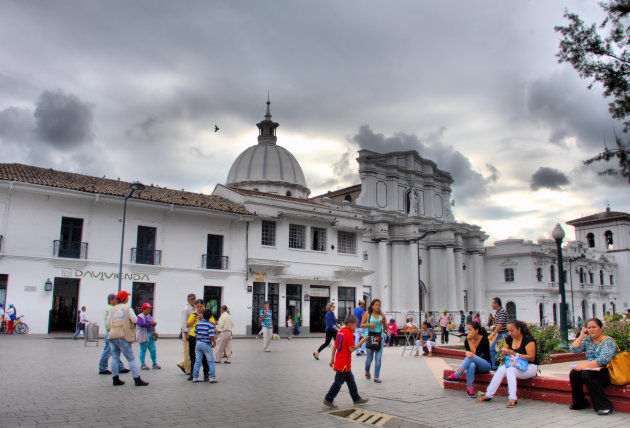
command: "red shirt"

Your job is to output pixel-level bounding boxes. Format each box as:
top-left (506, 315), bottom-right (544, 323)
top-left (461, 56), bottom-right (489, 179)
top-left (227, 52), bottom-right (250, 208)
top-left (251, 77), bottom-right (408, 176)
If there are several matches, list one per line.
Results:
top-left (333, 327), bottom-right (355, 372)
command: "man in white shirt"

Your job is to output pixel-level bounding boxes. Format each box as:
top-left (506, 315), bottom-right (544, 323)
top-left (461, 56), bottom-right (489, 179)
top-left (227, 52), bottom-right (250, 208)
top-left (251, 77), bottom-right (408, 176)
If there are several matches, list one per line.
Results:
top-left (73, 306), bottom-right (89, 340)
top-left (214, 305), bottom-right (234, 363)
top-left (177, 293), bottom-right (196, 375)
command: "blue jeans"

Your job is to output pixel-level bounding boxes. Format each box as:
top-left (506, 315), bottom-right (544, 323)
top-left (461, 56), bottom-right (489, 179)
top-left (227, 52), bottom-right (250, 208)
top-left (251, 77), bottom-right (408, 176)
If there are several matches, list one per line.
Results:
top-left (139, 334), bottom-right (157, 365)
top-left (73, 323), bottom-right (86, 340)
top-left (365, 345), bottom-right (383, 378)
top-left (455, 355), bottom-right (491, 386)
top-left (325, 370), bottom-right (361, 403)
top-left (99, 331), bottom-right (125, 371)
top-left (193, 341), bottom-right (216, 379)
top-left (354, 328), bottom-right (366, 355)
top-left (110, 338), bottom-right (140, 378)
top-left (489, 331), bottom-right (508, 369)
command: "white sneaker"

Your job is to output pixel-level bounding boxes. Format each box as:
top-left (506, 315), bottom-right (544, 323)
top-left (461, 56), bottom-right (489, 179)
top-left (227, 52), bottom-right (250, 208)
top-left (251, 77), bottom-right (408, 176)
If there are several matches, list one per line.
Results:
top-left (192, 377), bottom-right (204, 382)
top-left (209, 377), bottom-right (218, 383)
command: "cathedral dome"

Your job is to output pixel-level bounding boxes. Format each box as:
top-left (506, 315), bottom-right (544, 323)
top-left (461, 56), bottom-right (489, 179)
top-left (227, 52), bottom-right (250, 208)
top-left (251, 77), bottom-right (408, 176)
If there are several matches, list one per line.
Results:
top-left (226, 101), bottom-right (310, 198)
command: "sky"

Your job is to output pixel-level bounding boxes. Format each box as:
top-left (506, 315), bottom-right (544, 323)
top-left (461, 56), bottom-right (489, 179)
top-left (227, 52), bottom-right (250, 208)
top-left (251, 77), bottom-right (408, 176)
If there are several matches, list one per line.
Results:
top-left (1, 0), bottom-right (628, 244)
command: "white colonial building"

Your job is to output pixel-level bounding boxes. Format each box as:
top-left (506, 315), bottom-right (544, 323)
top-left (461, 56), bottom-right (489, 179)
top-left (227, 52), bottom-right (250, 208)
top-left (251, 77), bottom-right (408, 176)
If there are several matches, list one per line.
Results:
top-left (0, 101), bottom-right (626, 334)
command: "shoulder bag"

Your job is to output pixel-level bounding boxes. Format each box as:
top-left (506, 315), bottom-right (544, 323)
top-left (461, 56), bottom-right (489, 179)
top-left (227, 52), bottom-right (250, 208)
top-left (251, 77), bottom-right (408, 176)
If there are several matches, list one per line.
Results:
top-left (366, 331), bottom-right (382, 351)
top-left (604, 337), bottom-right (630, 386)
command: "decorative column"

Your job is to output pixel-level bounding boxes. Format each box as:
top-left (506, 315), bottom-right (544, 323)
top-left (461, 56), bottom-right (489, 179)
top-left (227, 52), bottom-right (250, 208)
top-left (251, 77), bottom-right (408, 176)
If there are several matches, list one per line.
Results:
top-left (378, 239), bottom-right (389, 311)
top-left (390, 243), bottom-right (401, 312)
top-left (446, 246), bottom-right (457, 310)
top-left (409, 241), bottom-right (419, 315)
top-left (473, 252), bottom-right (485, 311)
top-left (454, 249), bottom-right (464, 311)
top-left (429, 247), bottom-right (441, 312)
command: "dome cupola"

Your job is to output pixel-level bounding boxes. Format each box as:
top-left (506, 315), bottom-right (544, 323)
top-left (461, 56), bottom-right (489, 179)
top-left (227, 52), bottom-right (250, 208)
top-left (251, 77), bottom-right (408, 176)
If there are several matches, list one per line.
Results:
top-left (226, 100), bottom-right (310, 198)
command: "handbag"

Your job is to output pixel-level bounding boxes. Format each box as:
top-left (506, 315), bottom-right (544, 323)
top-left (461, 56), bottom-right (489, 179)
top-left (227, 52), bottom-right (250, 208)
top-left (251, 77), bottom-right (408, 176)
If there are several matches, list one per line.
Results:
top-left (504, 355), bottom-right (529, 371)
top-left (605, 337), bottom-right (630, 386)
top-left (151, 331), bottom-right (159, 341)
top-left (366, 331), bottom-right (382, 351)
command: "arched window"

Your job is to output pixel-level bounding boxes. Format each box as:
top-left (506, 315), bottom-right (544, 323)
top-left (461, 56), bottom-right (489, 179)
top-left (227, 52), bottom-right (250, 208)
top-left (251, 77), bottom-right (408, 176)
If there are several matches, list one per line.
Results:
top-left (612, 302), bottom-right (616, 314)
top-left (592, 303), bottom-right (597, 317)
top-left (504, 268), bottom-right (515, 282)
top-left (603, 303), bottom-right (607, 315)
top-left (539, 303), bottom-right (545, 326)
top-left (600, 270), bottom-right (604, 285)
top-left (581, 299), bottom-right (587, 320)
top-left (506, 301), bottom-right (517, 320)
top-left (589, 271), bottom-right (594, 283)
top-left (285, 191), bottom-right (292, 197)
top-left (553, 304), bottom-right (558, 325)
top-left (550, 265), bottom-right (556, 282)
top-left (579, 267), bottom-right (585, 283)
top-left (586, 233), bottom-right (595, 248)
top-left (536, 268), bottom-right (543, 282)
top-left (604, 230), bottom-right (613, 249)
top-left (344, 194), bottom-right (352, 202)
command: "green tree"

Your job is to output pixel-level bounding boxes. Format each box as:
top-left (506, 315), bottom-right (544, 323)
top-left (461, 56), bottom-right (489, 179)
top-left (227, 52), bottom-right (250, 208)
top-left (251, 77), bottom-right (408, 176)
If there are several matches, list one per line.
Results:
top-left (556, 0), bottom-right (630, 183)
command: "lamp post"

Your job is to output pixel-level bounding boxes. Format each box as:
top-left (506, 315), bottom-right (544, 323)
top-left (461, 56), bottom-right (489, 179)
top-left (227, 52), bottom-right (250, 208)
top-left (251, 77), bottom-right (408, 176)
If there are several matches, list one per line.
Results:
top-left (552, 223), bottom-right (569, 348)
top-left (118, 182), bottom-right (145, 292)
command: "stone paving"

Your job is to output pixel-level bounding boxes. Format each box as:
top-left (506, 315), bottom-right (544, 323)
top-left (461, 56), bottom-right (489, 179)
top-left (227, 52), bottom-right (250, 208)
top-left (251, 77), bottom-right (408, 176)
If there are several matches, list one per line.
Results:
top-left (0, 335), bottom-right (627, 427)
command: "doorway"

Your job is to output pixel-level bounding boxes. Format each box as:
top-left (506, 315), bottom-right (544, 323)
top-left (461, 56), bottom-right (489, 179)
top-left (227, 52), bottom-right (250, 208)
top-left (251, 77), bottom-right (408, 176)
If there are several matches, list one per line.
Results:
top-left (48, 278), bottom-right (79, 332)
top-left (0, 274), bottom-right (7, 308)
top-left (286, 284), bottom-right (302, 325)
top-left (309, 286), bottom-right (330, 333)
top-left (539, 303), bottom-right (544, 326)
top-left (251, 282), bottom-right (265, 335)
top-left (267, 283), bottom-right (279, 333)
top-left (204, 286), bottom-right (222, 321)
top-left (131, 282), bottom-right (155, 315)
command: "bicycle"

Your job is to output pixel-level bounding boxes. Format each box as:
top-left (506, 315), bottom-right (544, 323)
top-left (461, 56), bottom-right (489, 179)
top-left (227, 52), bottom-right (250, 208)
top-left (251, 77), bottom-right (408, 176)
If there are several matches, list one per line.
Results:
top-left (13, 316), bottom-right (29, 334)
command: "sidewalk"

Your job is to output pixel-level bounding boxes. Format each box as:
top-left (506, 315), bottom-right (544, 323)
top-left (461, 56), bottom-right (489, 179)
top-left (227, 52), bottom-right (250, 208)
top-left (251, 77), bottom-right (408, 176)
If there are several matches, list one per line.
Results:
top-left (0, 335), bottom-right (627, 427)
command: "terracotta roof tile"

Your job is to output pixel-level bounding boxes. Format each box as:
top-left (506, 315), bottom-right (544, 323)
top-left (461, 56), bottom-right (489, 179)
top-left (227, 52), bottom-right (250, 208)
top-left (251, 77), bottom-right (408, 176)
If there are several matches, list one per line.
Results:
top-left (0, 163), bottom-right (251, 215)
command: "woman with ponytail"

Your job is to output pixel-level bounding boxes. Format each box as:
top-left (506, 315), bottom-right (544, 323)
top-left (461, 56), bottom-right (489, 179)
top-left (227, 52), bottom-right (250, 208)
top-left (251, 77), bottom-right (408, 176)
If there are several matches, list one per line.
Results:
top-left (443, 321), bottom-right (492, 397)
top-left (361, 299), bottom-right (389, 383)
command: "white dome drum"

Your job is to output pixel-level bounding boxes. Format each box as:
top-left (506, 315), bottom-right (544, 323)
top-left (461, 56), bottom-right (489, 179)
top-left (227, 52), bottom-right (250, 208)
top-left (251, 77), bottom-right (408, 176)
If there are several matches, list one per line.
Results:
top-left (226, 101), bottom-right (310, 198)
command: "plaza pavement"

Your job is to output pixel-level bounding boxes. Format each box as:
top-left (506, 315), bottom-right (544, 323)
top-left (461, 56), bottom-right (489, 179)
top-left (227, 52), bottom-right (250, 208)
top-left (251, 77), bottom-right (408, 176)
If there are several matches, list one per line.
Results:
top-left (0, 335), bottom-right (627, 428)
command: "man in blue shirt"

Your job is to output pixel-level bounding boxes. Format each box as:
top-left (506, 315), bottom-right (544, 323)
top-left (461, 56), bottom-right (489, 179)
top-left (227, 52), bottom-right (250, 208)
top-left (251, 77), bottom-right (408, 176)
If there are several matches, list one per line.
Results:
top-left (259, 301), bottom-right (273, 352)
top-left (353, 300), bottom-right (366, 356)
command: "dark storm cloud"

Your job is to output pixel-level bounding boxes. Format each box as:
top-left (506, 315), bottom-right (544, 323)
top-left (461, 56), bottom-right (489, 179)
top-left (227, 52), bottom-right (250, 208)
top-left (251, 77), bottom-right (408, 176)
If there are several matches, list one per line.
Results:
top-left (350, 125), bottom-right (488, 202)
top-left (526, 71), bottom-right (621, 149)
top-left (530, 167), bottom-right (570, 191)
top-left (34, 90), bottom-right (93, 148)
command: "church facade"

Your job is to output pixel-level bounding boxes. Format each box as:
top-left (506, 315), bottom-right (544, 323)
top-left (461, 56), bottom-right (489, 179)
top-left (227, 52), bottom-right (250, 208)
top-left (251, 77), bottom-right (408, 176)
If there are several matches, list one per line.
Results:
top-left (0, 102), bottom-right (625, 335)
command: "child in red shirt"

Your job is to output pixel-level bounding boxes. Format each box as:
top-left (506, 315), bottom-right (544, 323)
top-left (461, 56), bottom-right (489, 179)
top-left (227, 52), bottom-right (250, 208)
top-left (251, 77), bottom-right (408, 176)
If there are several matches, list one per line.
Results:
top-left (323, 314), bottom-right (369, 408)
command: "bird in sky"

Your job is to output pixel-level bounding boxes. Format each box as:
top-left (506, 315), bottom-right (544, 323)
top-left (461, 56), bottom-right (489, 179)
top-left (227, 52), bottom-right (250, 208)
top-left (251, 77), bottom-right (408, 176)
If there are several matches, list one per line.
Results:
top-left (214, 125), bottom-right (219, 132)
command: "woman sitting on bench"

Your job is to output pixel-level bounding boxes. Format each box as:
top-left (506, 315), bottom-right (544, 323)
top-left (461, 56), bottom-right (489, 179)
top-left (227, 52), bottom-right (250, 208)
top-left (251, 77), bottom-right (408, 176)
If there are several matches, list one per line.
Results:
top-left (414, 321), bottom-right (436, 357)
top-left (443, 321), bottom-right (491, 397)
top-left (476, 320), bottom-right (538, 408)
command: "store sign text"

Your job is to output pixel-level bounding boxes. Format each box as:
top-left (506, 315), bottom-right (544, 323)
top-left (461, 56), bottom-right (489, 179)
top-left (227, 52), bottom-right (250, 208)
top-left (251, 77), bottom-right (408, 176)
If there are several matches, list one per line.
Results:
top-left (61, 270), bottom-right (151, 281)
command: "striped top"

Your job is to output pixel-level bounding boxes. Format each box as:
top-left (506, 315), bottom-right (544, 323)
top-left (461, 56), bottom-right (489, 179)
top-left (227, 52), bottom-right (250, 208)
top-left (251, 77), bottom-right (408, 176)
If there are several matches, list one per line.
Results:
top-left (194, 320), bottom-right (216, 344)
top-left (494, 308), bottom-right (508, 333)
top-left (260, 309), bottom-right (273, 329)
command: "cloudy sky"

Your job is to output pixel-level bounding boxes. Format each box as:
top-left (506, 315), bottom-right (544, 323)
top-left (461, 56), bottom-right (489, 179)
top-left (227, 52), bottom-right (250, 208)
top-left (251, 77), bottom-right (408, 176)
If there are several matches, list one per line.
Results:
top-left (1, 1), bottom-right (628, 243)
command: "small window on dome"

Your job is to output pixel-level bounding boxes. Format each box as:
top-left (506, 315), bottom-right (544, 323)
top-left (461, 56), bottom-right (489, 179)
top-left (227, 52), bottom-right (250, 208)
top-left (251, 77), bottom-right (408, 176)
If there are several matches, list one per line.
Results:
top-left (344, 195), bottom-right (352, 202)
top-left (286, 191), bottom-right (292, 197)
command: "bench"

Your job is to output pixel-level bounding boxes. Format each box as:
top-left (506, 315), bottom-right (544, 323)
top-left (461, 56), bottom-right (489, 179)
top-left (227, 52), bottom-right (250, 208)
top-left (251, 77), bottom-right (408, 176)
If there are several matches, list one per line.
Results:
top-left (431, 346), bottom-right (586, 364)
top-left (442, 369), bottom-right (630, 413)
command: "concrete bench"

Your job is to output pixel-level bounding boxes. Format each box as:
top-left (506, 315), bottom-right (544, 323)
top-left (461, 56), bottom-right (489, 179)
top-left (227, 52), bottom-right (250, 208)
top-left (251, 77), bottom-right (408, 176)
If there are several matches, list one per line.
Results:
top-left (442, 369), bottom-right (630, 413)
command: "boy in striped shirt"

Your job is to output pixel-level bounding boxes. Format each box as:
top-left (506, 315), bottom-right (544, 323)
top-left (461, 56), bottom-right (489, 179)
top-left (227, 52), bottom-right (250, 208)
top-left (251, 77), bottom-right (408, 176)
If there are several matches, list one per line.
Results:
top-left (192, 309), bottom-right (218, 383)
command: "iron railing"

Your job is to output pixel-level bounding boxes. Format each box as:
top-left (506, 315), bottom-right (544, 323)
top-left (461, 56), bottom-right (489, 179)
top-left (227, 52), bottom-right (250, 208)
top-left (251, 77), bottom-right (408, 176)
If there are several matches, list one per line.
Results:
top-left (131, 248), bottom-right (161, 265)
top-left (53, 240), bottom-right (88, 259)
top-left (201, 254), bottom-right (229, 270)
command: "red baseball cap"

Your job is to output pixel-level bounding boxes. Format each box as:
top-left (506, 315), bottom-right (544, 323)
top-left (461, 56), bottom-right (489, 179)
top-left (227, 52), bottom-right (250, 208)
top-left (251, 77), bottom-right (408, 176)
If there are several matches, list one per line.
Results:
top-left (141, 303), bottom-right (153, 309)
top-left (117, 290), bottom-right (130, 301)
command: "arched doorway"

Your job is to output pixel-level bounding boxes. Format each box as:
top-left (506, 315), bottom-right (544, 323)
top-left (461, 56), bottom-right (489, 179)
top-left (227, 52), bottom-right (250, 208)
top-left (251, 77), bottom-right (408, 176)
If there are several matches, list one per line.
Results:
top-left (539, 303), bottom-right (545, 326)
top-left (612, 302), bottom-right (616, 314)
top-left (506, 301), bottom-right (517, 320)
top-left (553, 304), bottom-right (558, 325)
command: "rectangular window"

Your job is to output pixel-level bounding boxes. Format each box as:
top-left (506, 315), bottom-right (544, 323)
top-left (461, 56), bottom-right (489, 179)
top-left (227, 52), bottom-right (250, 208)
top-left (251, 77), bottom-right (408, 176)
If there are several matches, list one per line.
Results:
top-left (337, 286), bottom-right (356, 321)
top-left (261, 220), bottom-right (276, 246)
top-left (504, 268), bottom-right (515, 282)
top-left (536, 268), bottom-right (543, 282)
top-left (206, 234), bottom-right (224, 269)
top-left (589, 271), bottom-right (594, 284)
top-left (337, 231), bottom-right (357, 255)
top-left (610, 275), bottom-right (614, 286)
top-left (136, 226), bottom-right (157, 264)
top-left (289, 224), bottom-right (306, 249)
top-left (311, 227), bottom-right (327, 251)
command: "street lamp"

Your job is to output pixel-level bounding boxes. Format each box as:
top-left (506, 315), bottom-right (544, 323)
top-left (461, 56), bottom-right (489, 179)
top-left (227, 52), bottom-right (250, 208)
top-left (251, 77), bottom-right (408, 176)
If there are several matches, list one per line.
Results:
top-left (118, 182), bottom-right (145, 292)
top-left (552, 223), bottom-right (569, 348)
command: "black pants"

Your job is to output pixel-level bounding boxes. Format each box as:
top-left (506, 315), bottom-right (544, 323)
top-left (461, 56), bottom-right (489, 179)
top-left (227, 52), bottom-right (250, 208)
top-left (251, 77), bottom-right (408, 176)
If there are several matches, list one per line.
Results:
top-left (440, 326), bottom-right (449, 344)
top-left (389, 334), bottom-right (399, 346)
top-left (570, 368), bottom-right (613, 411)
top-left (325, 370), bottom-right (360, 403)
top-left (188, 335), bottom-right (209, 377)
top-left (317, 329), bottom-right (337, 353)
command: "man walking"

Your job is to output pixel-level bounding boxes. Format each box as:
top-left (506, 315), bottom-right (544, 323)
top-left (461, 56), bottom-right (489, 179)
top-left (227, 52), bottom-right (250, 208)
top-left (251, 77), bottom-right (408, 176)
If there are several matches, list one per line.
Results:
top-left (106, 290), bottom-right (148, 386)
top-left (488, 297), bottom-right (508, 370)
top-left (73, 306), bottom-right (89, 340)
top-left (99, 293), bottom-right (129, 375)
top-left (215, 305), bottom-right (233, 363)
top-left (177, 293), bottom-right (196, 375)
top-left (353, 300), bottom-right (366, 356)
top-left (259, 301), bottom-right (273, 352)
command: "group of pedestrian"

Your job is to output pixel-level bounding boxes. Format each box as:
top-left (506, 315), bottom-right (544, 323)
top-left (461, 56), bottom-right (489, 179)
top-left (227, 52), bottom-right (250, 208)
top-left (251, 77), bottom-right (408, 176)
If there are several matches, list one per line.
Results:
top-left (0, 303), bottom-right (16, 334)
top-left (176, 293), bottom-right (233, 383)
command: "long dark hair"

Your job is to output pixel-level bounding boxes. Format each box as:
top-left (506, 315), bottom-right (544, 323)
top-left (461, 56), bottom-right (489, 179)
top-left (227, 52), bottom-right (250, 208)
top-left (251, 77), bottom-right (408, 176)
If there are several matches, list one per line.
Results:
top-left (367, 299), bottom-right (381, 316)
top-left (468, 321), bottom-right (488, 337)
top-left (508, 320), bottom-right (533, 338)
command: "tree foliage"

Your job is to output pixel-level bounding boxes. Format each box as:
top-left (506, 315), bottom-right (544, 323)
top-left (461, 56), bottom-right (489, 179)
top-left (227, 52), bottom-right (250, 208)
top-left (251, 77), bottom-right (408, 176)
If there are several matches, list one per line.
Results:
top-left (556, 1), bottom-right (630, 182)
